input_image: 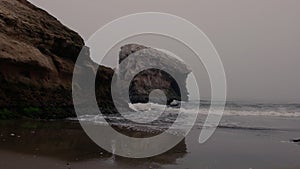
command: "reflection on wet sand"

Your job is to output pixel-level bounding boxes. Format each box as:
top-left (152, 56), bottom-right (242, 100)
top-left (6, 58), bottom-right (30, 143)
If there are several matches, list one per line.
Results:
top-left (0, 120), bottom-right (186, 164)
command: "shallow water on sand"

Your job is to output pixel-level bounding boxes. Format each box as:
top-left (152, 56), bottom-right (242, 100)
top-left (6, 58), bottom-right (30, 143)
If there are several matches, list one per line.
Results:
top-left (0, 115), bottom-right (300, 169)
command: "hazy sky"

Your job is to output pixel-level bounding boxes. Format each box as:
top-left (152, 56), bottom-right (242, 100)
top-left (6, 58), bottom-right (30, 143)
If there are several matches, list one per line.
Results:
top-left (28, 0), bottom-right (300, 103)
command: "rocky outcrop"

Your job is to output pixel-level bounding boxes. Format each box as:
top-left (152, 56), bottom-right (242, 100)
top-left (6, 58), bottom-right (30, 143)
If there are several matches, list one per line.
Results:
top-left (118, 44), bottom-right (191, 104)
top-left (0, 0), bottom-right (83, 87)
top-left (0, 0), bottom-right (115, 119)
top-left (0, 0), bottom-right (191, 119)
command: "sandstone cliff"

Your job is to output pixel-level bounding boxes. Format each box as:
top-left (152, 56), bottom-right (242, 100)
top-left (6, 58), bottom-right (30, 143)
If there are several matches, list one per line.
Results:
top-left (0, 0), bottom-right (115, 119)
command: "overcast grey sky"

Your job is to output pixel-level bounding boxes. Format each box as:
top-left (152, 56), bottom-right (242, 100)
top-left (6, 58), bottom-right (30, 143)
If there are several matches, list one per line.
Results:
top-left (28, 0), bottom-right (300, 103)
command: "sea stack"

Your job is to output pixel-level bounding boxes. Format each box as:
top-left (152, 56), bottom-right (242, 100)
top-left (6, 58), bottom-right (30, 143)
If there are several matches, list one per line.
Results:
top-left (118, 44), bottom-right (191, 105)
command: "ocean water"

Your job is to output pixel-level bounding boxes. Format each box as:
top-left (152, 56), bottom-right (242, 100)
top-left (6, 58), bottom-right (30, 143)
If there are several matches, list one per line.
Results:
top-left (73, 101), bottom-right (300, 134)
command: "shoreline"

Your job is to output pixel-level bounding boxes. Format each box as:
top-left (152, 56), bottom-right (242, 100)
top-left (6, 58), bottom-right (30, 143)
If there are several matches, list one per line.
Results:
top-left (0, 116), bottom-right (300, 169)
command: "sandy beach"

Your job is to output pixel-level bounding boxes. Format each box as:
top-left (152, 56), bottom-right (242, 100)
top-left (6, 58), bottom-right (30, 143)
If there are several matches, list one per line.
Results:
top-left (0, 115), bottom-right (299, 169)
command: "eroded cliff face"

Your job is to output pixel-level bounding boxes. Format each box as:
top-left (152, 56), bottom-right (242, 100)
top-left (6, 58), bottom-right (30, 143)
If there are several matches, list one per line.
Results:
top-left (0, 0), bottom-right (115, 119)
top-left (0, 0), bottom-right (83, 86)
top-left (0, 0), bottom-right (191, 119)
top-left (118, 44), bottom-right (191, 104)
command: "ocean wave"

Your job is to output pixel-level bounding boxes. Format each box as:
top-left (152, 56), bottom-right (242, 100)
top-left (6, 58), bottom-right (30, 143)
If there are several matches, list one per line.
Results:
top-left (128, 102), bottom-right (300, 117)
top-left (69, 102), bottom-right (300, 134)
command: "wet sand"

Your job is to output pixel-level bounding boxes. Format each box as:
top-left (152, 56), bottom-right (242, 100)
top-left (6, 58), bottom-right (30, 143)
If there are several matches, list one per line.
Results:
top-left (0, 117), bottom-right (300, 169)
